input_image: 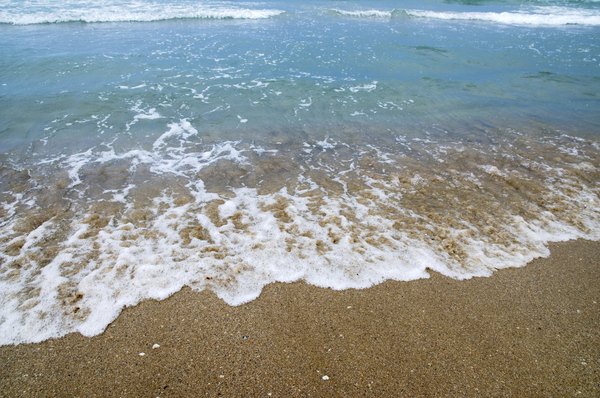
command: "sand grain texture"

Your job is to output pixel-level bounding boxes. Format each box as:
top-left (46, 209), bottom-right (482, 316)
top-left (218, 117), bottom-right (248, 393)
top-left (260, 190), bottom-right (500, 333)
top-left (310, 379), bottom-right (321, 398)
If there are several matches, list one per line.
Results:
top-left (1, 240), bottom-right (599, 397)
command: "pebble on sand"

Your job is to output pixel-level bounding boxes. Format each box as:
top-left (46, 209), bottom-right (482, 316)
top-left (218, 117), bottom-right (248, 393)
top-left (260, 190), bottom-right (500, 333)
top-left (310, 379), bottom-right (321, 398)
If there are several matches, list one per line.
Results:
top-left (322, 375), bottom-right (330, 381)
top-left (152, 344), bottom-right (160, 349)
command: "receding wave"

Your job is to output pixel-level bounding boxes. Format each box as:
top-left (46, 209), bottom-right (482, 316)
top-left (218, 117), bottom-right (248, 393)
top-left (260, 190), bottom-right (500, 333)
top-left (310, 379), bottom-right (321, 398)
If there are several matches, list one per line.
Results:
top-left (329, 7), bottom-right (600, 26)
top-left (0, 122), bottom-right (598, 345)
top-left (0, 6), bottom-right (285, 25)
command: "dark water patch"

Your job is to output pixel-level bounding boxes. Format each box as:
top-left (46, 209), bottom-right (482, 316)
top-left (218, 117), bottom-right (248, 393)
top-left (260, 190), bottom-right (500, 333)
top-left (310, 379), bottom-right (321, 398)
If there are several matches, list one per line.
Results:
top-left (413, 45), bottom-right (449, 54)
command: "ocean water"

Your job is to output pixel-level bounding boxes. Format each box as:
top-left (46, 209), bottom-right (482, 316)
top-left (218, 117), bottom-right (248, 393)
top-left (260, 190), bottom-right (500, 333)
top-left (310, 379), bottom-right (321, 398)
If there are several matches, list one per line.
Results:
top-left (0, 0), bottom-right (599, 345)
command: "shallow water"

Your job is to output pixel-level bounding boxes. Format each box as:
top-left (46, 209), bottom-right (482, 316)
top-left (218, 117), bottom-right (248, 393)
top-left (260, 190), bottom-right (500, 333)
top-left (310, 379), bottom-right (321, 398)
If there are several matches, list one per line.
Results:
top-left (0, 0), bottom-right (599, 345)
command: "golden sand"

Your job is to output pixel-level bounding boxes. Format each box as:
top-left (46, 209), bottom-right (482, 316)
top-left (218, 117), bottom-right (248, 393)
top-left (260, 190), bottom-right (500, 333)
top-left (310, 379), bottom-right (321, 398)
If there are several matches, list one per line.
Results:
top-left (1, 239), bottom-right (598, 397)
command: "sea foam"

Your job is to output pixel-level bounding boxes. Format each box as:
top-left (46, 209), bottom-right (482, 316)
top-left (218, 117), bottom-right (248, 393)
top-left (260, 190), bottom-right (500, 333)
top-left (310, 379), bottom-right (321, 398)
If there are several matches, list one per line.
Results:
top-left (0, 1), bottom-right (285, 25)
top-left (329, 9), bottom-right (393, 18)
top-left (1, 0), bottom-right (599, 347)
top-left (0, 120), bottom-right (598, 346)
top-left (329, 6), bottom-right (600, 27)
top-left (404, 7), bottom-right (600, 26)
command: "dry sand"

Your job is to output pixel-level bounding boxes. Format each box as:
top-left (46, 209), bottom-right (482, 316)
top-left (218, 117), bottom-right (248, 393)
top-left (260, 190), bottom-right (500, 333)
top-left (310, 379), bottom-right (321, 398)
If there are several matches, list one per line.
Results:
top-left (1, 239), bottom-right (599, 397)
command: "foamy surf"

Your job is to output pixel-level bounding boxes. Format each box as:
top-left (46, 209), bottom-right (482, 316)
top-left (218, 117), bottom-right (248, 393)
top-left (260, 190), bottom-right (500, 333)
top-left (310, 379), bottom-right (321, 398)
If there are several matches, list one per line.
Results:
top-left (404, 7), bottom-right (600, 26)
top-left (1, 0), bottom-right (599, 347)
top-left (0, 1), bottom-right (285, 25)
top-left (329, 6), bottom-right (600, 26)
top-left (0, 121), bottom-right (598, 345)
top-left (329, 9), bottom-right (393, 18)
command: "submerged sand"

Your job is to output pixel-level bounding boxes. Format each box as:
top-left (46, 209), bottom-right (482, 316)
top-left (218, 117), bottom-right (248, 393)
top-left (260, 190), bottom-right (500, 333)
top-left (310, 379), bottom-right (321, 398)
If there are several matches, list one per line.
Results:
top-left (2, 130), bottom-right (599, 344)
top-left (0, 239), bottom-right (598, 397)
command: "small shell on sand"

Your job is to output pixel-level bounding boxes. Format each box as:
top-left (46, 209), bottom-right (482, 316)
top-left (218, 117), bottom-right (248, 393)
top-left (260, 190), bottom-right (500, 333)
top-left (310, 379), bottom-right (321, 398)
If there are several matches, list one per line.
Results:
top-left (138, 352), bottom-right (145, 356)
top-left (152, 344), bottom-right (160, 349)
top-left (322, 375), bottom-right (330, 381)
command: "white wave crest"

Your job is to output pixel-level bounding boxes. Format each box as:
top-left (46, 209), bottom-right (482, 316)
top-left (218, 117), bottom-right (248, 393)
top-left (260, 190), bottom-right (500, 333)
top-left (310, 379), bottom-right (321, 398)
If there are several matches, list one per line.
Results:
top-left (0, 1), bottom-right (285, 25)
top-left (329, 9), bottom-right (393, 18)
top-left (405, 7), bottom-right (600, 27)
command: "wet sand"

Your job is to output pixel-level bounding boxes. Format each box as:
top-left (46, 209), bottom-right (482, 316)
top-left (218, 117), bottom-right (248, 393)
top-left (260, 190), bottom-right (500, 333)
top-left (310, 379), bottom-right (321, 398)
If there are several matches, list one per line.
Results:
top-left (1, 239), bottom-right (599, 397)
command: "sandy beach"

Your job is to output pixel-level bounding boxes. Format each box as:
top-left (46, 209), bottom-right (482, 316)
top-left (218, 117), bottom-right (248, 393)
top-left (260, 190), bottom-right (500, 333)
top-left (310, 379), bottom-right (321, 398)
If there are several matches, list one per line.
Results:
top-left (1, 239), bottom-right (598, 397)
top-left (1, 1), bottom-right (599, 396)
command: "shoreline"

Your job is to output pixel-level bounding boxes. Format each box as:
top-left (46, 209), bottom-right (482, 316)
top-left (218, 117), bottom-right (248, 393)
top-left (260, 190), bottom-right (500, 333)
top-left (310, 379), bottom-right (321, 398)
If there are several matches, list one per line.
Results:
top-left (1, 239), bottom-right (599, 397)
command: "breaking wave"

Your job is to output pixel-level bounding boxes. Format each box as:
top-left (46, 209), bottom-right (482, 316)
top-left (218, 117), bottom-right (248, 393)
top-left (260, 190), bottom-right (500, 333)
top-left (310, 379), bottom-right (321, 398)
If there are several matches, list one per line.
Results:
top-left (329, 6), bottom-right (600, 26)
top-left (405, 7), bottom-right (600, 26)
top-left (0, 121), bottom-right (598, 345)
top-left (0, 1), bottom-right (285, 25)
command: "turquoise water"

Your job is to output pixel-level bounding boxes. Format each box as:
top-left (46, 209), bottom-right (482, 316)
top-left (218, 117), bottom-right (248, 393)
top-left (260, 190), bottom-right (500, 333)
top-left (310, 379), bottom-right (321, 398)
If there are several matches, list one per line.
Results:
top-left (1, 0), bottom-right (599, 154)
top-left (0, 0), bottom-right (599, 344)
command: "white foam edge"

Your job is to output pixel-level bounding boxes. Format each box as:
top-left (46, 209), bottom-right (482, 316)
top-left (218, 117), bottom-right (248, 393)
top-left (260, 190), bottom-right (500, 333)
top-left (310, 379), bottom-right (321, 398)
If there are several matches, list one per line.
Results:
top-left (2, 129), bottom-right (599, 344)
top-left (405, 8), bottom-right (600, 27)
top-left (1, 180), bottom-right (598, 345)
top-left (329, 9), bottom-right (393, 18)
top-left (0, 6), bottom-right (285, 25)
